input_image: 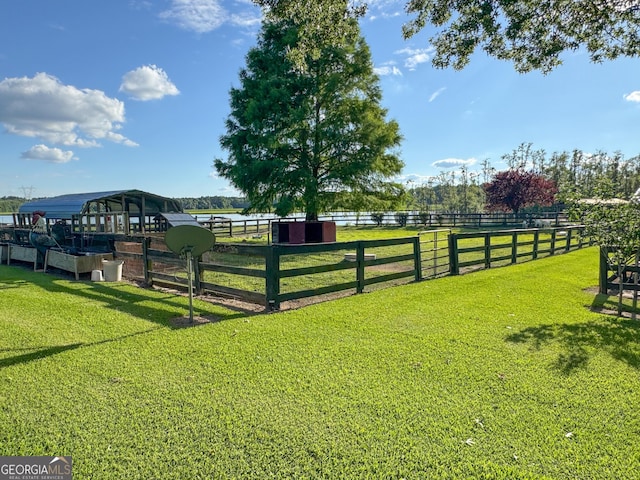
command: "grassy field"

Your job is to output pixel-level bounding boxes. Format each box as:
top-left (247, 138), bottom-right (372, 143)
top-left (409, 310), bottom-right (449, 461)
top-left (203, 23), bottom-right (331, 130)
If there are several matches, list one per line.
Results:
top-left (2, 248), bottom-right (640, 479)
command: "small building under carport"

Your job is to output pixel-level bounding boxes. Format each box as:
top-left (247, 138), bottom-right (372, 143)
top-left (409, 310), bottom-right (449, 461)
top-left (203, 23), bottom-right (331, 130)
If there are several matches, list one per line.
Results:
top-left (16, 189), bottom-right (184, 235)
top-left (153, 212), bottom-right (202, 232)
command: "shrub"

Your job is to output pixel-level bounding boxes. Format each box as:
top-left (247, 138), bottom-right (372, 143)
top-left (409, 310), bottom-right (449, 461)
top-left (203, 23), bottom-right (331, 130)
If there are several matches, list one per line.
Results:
top-left (394, 212), bottom-right (409, 227)
top-left (370, 212), bottom-right (385, 226)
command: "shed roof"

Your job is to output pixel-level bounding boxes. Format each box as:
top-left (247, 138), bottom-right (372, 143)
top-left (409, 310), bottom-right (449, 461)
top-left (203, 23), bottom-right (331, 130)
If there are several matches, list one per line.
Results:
top-left (155, 213), bottom-right (202, 228)
top-left (18, 190), bottom-right (182, 219)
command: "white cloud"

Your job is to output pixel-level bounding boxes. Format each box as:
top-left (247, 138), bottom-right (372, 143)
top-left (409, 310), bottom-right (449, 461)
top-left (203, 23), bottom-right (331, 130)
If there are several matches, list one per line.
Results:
top-left (21, 144), bottom-right (77, 163)
top-left (429, 87), bottom-right (446, 102)
top-left (159, 0), bottom-right (227, 33)
top-left (0, 73), bottom-right (137, 147)
top-left (624, 91), bottom-right (640, 102)
top-left (120, 65), bottom-right (180, 101)
top-left (432, 157), bottom-right (477, 169)
top-left (397, 173), bottom-right (437, 185)
top-left (395, 47), bottom-right (434, 71)
top-left (230, 11), bottom-right (262, 28)
top-left (374, 64), bottom-right (403, 77)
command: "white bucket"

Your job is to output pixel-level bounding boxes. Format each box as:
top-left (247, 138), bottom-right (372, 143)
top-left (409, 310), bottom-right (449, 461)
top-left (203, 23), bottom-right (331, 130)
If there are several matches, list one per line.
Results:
top-left (91, 270), bottom-right (104, 282)
top-left (102, 260), bottom-right (124, 282)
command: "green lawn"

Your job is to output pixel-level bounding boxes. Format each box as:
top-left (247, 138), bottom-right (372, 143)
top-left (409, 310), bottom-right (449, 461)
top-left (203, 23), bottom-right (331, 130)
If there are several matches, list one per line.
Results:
top-left (1, 248), bottom-right (640, 479)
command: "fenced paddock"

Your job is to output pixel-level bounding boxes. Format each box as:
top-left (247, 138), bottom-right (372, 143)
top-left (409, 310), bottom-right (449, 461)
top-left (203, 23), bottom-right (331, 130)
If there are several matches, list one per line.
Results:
top-left (107, 226), bottom-right (591, 310)
top-left (114, 230), bottom-right (452, 310)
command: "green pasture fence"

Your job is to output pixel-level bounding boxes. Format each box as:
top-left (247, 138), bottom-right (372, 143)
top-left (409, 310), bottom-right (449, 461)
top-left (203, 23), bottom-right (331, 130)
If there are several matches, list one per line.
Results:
top-left (192, 212), bottom-right (567, 238)
top-left (113, 225), bottom-right (587, 310)
top-left (448, 225), bottom-right (589, 275)
top-left (120, 236), bottom-right (426, 310)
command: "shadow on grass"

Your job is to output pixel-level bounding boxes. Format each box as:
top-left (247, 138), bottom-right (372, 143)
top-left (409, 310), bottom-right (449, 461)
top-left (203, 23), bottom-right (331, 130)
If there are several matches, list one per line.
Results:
top-left (0, 343), bottom-right (83, 368)
top-left (0, 329), bottom-right (162, 369)
top-left (590, 291), bottom-right (640, 318)
top-left (0, 267), bottom-right (253, 328)
top-left (505, 316), bottom-right (640, 374)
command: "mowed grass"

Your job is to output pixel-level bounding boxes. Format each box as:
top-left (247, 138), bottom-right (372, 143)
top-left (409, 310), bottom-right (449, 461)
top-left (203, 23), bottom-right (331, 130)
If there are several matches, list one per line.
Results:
top-left (2, 248), bottom-right (640, 479)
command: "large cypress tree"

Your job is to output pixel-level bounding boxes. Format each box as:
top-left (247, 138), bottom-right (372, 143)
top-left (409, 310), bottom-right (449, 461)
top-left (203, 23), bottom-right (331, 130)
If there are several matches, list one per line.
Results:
top-left (214, 17), bottom-right (403, 221)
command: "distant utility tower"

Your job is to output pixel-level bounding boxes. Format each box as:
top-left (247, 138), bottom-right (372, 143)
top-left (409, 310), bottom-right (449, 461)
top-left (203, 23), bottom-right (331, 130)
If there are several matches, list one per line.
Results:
top-left (20, 185), bottom-right (35, 200)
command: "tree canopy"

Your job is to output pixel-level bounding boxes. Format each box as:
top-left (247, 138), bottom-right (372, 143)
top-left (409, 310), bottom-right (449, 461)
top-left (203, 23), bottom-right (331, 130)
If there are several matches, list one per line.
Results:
top-left (484, 168), bottom-right (557, 214)
top-left (214, 17), bottom-right (403, 221)
top-left (255, 0), bottom-right (640, 73)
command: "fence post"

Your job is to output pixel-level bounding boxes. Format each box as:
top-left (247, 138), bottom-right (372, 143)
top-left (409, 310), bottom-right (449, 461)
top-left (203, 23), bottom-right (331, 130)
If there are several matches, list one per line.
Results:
top-left (599, 247), bottom-right (609, 294)
top-left (484, 233), bottom-right (491, 269)
top-left (511, 231), bottom-right (518, 264)
top-left (550, 230), bottom-right (557, 255)
top-left (142, 237), bottom-right (153, 286)
top-left (356, 242), bottom-right (365, 293)
top-left (433, 231), bottom-right (440, 277)
top-left (194, 255), bottom-right (202, 294)
top-left (448, 234), bottom-right (459, 275)
top-left (565, 228), bottom-right (573, 252)
top-left (265, 245), bottom-right (280, 310)
top-left (413, 236), bottom-right (422, 281)
top-left (532, 231), bottom-right (539, 260)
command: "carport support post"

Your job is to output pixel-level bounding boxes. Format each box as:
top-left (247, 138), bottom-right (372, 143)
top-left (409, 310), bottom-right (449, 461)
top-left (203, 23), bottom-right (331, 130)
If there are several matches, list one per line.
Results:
top-left (143, 237), bottom-right (153, 286)
top-left (265, 245), bottom-right (280, 310)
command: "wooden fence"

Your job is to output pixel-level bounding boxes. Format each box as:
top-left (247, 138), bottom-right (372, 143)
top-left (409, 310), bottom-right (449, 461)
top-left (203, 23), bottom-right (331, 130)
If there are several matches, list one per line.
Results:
top-left (114, 230), bottom-right (451, 310)
top-left (195, 212), bottom-right (568, 238)
top-left (107, 226), bottom-right (593, 310)
top-left (448, 225), bottom-right (589, 275)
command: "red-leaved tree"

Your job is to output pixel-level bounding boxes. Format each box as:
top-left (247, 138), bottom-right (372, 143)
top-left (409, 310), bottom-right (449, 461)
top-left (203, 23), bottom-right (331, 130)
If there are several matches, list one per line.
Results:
top-left (483, 169), bottom-right (557, 214)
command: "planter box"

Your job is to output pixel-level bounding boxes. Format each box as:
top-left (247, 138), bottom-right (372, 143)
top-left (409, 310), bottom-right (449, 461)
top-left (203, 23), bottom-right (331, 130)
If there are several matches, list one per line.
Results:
top-left (8, 244), bottom-right (38, 270)
top-left (44, 249), bottom-right (114, 280)
top-left (272, 221), bottom-right (336, 244)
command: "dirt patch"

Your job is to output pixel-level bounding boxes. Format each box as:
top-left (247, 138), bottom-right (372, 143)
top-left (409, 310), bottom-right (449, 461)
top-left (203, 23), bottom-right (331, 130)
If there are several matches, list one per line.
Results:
top-left (169, 314), bottom-right (220, 328)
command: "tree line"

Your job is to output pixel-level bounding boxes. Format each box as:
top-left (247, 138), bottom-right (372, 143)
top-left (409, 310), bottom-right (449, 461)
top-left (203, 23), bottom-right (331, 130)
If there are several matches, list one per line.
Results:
top-left (407, 144), bottom-right (640, 214)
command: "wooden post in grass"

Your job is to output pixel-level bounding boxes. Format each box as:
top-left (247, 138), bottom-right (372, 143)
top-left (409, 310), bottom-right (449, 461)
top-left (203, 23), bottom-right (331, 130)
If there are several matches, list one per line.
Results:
top-left (511, 231), bottom-right (518, 264)
top-left (533, 230), bottom-right (539, 260)
top-left (599, 247), bottom-right (609, 295)
top-left (633, 251), bottom-right (638, 320)
top-left (565, 228), bottom-right (573, 252)
top-left (265, 245), bottom-right (280, 310)
top-left (194, 256), bottom-right (202, 295)
top-left (356, 242), bottom-right (365, 293)
top-left (413, 236), bottom-right (422, 281)
top-left (448, 234), bottom-right (459, 275)
top-left (484, 233), bottom-right (491, 269)
top-left (143, 237), bottom-right (153, 286)
top-left (550, 230), bottom-right (557, 255)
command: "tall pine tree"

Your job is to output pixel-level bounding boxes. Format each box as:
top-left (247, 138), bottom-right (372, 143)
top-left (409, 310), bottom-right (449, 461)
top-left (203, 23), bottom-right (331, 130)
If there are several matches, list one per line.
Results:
top-left (214, 17), bottom-right (403, 221)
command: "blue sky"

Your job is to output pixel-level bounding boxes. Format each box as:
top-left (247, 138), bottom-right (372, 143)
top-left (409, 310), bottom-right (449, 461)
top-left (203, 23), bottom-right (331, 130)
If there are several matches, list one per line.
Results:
top-left (0, 0), bottom-right (638, 200)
